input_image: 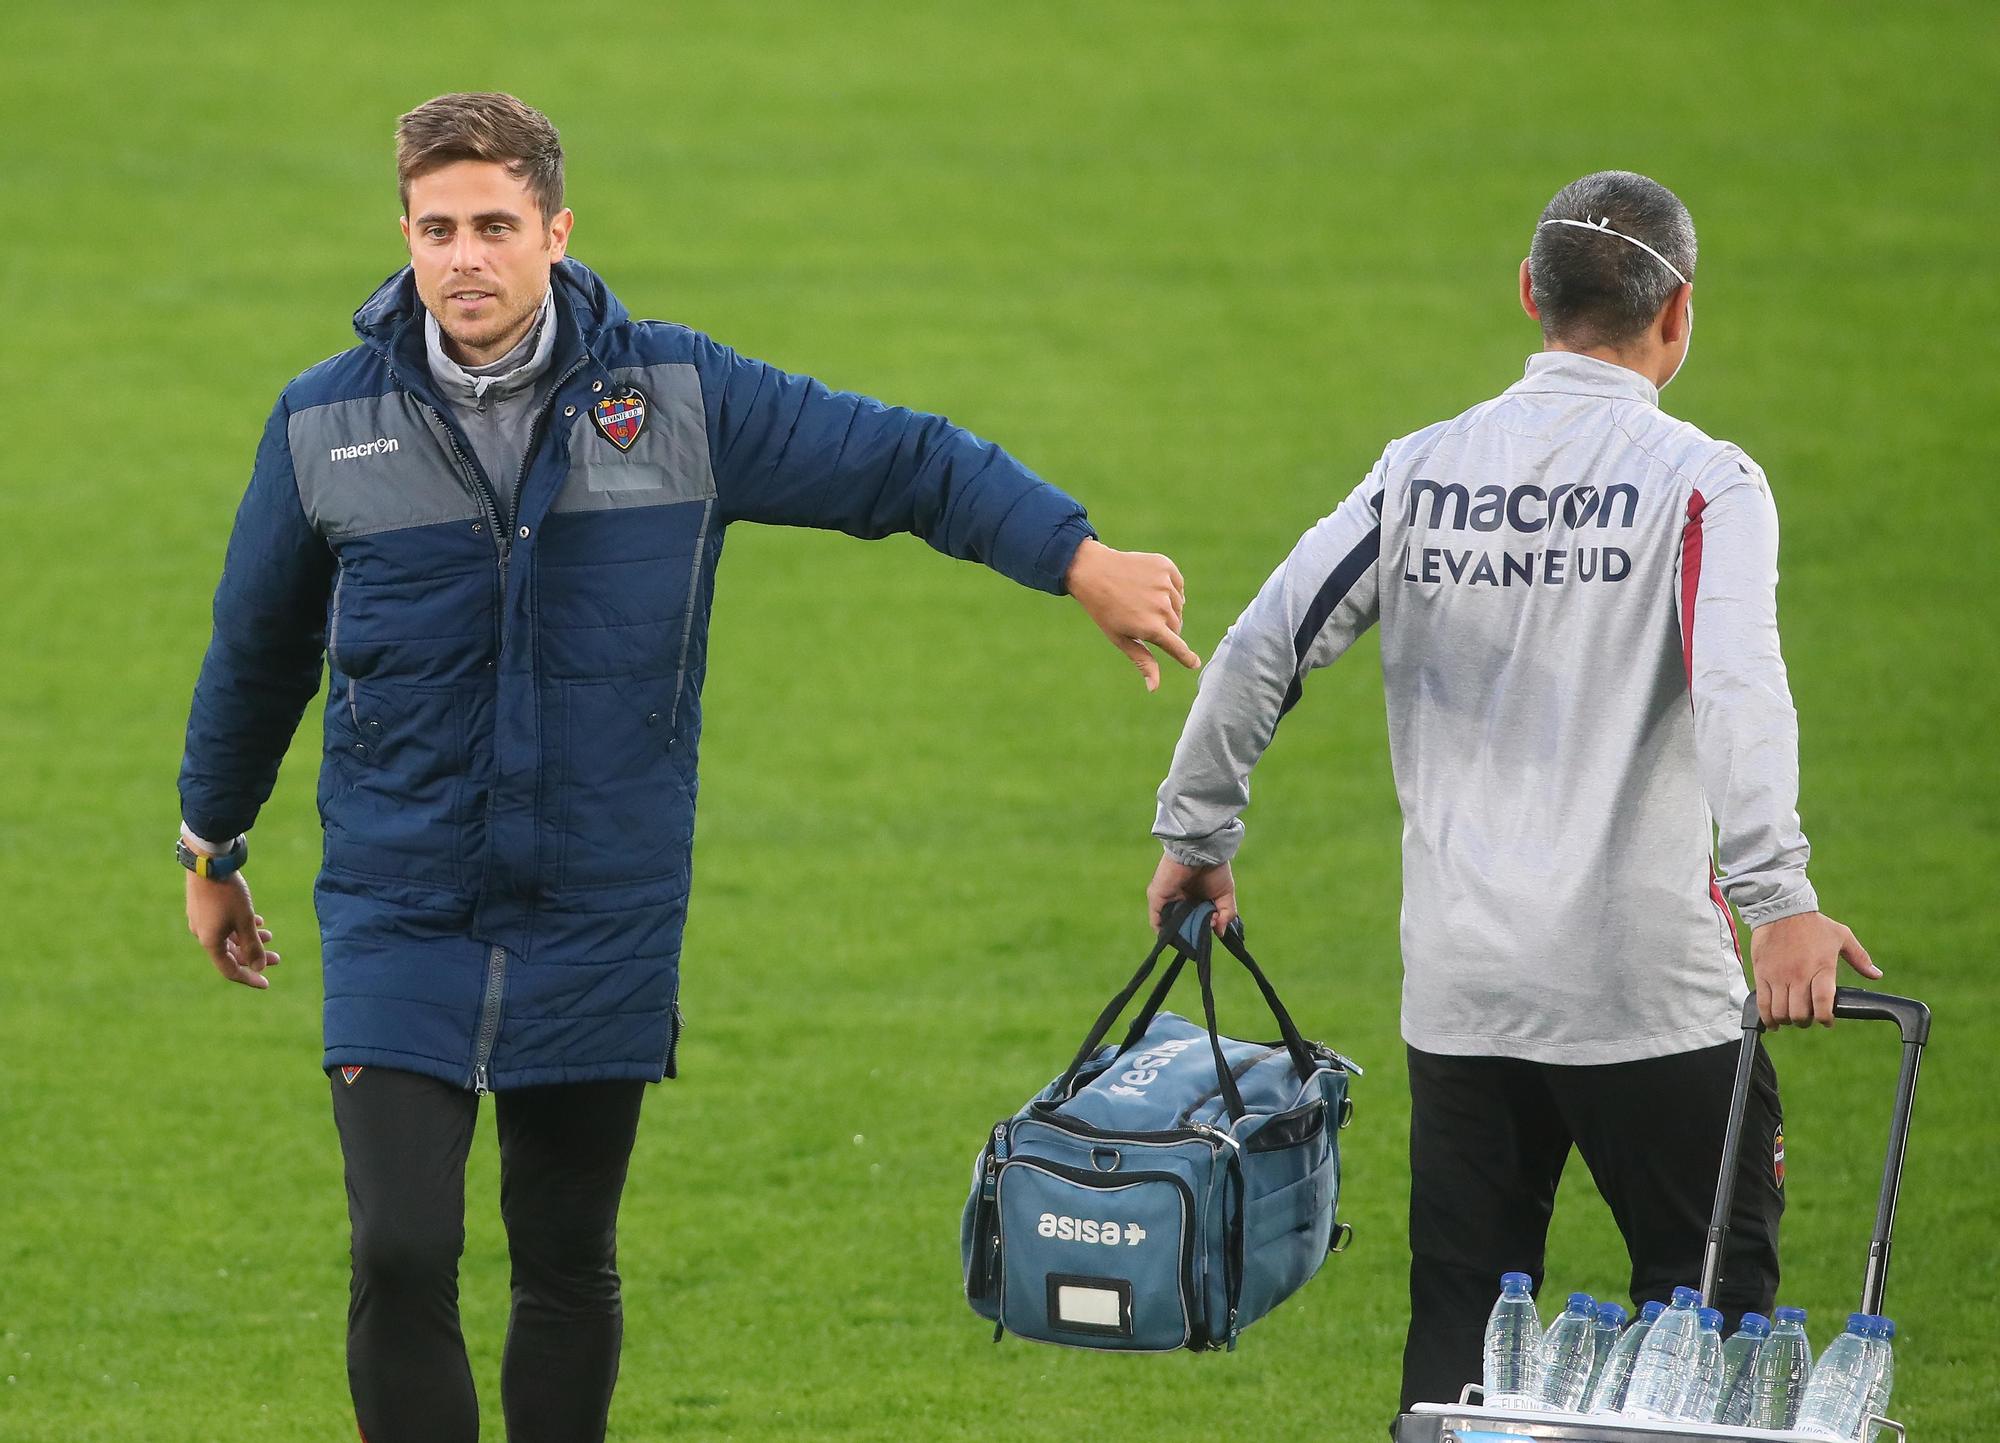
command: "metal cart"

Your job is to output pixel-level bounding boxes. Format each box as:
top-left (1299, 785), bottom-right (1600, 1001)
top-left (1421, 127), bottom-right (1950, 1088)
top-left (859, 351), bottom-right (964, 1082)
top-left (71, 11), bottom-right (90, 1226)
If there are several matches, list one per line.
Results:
top-left (1395, 987), bottom-right (1929, 1443)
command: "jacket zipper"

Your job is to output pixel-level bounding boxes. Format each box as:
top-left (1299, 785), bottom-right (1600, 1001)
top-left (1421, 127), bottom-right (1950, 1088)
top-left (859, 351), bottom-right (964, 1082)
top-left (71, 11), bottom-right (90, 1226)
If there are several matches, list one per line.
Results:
top-left (507, 358), bottom-right (586, 540)
top-left (419, 369), bottom-right (581, 1099)
top-left (471, 943), bottom-right (507, 1094)
top-left (662, 998), bottom-right (684, 1080)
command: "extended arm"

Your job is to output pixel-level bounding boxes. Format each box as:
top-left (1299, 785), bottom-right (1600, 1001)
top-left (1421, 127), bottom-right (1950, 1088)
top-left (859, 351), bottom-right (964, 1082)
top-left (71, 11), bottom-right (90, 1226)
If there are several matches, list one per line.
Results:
top-left (1679, 458), bottom-right (1876, 1024)
top-left (1148, 464), bottom-right (1386, 927)
top-left (695, 337), bottom-right (1195, 684)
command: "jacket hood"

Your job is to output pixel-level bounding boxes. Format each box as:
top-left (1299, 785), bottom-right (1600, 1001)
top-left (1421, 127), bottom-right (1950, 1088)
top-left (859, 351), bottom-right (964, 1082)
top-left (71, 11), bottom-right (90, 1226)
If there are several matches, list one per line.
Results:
top-left (352, 257), bottom-right (630, 350)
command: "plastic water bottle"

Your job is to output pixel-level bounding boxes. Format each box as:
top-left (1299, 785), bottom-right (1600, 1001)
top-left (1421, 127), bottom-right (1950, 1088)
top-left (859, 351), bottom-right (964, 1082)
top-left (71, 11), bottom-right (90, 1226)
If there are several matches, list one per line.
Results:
top-left (1861, 1315), bottom-right (1896, 1439)
top-left (1747, 1306), bottom-right (1814, 1431)
top-left (1583, 1301), bottom-right (1628, 1405)
top-left (1621, 1285), bottom-right (1702, 1420)
top-left (1674, 1307), bottom-right (1727, 1422)
top-left (1716, 1311), bottom-right (1771, 1425)
top-left (1482, 1272), bottom-right (1543, 1409)
top-left (1797, 1313), bottom-right (1879, 1437)
top-left (1536, 1292), bottom-right (1598, 1412)
top-left (1587, 1299), bottom-right (1663, 1414)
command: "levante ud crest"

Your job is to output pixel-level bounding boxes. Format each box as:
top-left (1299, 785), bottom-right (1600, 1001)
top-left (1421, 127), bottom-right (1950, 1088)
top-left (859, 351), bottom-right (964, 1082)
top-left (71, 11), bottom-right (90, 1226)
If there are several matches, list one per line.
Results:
top-left (591, 387), bottom-right (648, 451)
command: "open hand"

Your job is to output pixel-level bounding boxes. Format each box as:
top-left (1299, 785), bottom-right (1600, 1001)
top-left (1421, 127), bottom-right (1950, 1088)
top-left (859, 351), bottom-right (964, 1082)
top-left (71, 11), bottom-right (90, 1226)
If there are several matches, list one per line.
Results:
top-left (186, 869), bottom-right (281, 990)
top-left (1750, 910), bottom-right (1877, 1028)
top-left (1066, 539), bottom-right (1201, 691)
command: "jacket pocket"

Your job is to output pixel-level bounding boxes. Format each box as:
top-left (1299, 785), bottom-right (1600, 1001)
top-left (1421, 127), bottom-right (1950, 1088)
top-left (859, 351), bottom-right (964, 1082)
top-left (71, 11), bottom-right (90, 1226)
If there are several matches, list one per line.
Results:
top-left (322, 681), bottom-right (467, 890)
top-left (557, 676), bottom-right (690, 889)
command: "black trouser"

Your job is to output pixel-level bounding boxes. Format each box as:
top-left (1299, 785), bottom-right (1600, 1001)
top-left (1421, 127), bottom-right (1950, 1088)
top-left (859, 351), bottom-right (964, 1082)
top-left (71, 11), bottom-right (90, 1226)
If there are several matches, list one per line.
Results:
top-left (1399, 1039), bottom-right (1784, 1416)
top-left (330, 1068), bottom-right (647, 1443)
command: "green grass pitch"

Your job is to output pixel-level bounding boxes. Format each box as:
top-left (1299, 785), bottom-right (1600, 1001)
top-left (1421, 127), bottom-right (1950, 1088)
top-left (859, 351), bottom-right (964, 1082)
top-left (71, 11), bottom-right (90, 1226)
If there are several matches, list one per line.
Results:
top-left (0, 3), bottom-right (1994, 1439)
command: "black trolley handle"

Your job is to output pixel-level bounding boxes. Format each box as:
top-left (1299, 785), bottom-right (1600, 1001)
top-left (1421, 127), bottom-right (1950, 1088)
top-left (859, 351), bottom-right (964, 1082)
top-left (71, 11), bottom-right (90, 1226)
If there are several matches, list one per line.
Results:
top-left (1699, 988), bottom-right (1931, 1317)
top-left (1040, 901), bottom-right (1319, 1123)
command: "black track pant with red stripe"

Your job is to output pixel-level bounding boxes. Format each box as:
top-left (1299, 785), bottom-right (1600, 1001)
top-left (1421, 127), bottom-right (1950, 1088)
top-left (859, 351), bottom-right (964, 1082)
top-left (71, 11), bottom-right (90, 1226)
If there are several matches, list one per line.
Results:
top-left (330, 1067), bottom-right (646, 1443)
top-left (1397, 1039), bottom-right (1784, 1418)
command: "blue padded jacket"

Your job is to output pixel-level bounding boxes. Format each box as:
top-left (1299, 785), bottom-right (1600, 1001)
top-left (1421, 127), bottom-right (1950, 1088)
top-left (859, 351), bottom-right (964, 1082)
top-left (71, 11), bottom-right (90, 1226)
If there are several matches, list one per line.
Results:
top-left (180, 259), bottom-right (1095, 1090)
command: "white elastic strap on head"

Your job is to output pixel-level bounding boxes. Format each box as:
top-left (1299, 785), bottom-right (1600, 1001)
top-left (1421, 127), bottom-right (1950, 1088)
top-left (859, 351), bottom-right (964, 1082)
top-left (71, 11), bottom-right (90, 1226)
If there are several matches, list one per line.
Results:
top-left (1538, 216), bottom-right (1689, 286)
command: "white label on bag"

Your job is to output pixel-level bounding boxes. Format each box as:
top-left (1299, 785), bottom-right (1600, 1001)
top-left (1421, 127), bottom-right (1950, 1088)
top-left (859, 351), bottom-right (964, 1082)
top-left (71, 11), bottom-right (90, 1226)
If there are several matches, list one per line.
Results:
top-left (1105, 1038), bottom-right (1197, 1098)
top-left (1055, 1284), bottom-right (1123, 1328)
top-left (1036, 1212), bottom-right (1148, 1247)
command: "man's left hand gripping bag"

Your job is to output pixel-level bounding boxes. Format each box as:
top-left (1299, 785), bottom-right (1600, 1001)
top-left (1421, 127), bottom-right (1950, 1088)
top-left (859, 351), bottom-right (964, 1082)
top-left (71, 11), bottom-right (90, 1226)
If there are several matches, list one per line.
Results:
top-left (961, 902), bottom-right (1361, 1351)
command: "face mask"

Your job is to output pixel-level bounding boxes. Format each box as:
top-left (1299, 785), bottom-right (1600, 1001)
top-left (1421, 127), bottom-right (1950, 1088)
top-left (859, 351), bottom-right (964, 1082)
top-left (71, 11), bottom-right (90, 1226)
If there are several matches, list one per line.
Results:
top-left (1663, 296), bottom-right (1693, 388)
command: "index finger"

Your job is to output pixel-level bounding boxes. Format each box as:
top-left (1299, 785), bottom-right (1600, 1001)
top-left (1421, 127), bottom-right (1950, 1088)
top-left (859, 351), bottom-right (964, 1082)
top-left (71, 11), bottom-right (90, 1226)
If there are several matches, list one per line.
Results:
top-left (1150, 630), bottom-right (1202, 672)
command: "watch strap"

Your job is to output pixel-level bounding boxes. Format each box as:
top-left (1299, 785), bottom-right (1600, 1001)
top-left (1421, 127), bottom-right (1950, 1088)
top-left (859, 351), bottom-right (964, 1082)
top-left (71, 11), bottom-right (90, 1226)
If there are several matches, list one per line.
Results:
top-left (178, 833), bottom-right (249, 881)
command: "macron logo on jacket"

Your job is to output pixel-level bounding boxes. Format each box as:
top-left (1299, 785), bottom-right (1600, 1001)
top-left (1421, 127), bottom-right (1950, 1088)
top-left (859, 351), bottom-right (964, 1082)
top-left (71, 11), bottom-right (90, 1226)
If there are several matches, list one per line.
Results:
top-left (330, 436), bottom-right (400, 462)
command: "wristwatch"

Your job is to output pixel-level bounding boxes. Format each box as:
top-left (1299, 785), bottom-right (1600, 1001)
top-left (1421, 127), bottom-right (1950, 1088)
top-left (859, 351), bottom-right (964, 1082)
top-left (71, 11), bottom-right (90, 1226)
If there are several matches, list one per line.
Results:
top-left (177, 833), bottom-right (249, 881)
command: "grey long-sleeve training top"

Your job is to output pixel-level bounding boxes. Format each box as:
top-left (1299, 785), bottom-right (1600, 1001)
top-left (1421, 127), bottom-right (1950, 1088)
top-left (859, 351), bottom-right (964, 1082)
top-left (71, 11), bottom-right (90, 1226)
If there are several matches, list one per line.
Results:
top-left (1155, 351), bottom-right (1818, 1064)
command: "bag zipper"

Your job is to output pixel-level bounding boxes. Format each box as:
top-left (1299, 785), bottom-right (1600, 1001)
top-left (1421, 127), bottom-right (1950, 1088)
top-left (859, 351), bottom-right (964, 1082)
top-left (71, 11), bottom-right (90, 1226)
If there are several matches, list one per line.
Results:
top-left (1018, 1109), bottom-right (1224, 1149)
top-left (1173, 1043), bottom-right (1286, 1127)
top-left (968, 1122), bottom-right (1008, 1304)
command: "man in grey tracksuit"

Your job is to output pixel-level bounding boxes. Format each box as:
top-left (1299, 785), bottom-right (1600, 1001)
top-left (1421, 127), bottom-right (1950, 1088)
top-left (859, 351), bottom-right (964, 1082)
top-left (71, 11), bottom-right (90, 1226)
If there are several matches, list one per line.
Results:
top-left (1146, 171), bottom-right (1879, 1412)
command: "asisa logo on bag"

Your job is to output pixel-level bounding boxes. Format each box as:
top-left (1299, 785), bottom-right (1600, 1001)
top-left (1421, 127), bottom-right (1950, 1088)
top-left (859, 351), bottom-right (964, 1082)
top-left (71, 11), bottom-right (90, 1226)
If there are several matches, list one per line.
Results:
top-left (1103, 1036), bottom-right (1198, 1098)
top-left (1037, 1212), bottom-right (1149, 1247)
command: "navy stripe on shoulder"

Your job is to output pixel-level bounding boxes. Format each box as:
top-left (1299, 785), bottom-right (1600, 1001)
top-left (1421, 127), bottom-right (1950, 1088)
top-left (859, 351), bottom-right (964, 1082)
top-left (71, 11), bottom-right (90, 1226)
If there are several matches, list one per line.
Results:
top-left (1279, 524), bottom-right (1381, 717)
top-left (284, 343), bottom-right (395, 413)
top-left (591, 317), bottom-right (706, 370)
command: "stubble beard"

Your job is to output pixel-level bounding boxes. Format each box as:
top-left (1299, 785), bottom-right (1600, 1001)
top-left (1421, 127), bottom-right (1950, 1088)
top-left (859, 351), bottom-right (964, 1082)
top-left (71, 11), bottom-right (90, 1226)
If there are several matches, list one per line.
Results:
top-left (430, 288), bottom-right (540, 365)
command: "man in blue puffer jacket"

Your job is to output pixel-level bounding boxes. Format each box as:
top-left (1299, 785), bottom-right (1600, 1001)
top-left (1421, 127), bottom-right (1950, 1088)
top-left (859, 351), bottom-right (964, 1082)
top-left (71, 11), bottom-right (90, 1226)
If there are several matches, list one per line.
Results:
top-left (176, 92), bottom-right (1196, 1443)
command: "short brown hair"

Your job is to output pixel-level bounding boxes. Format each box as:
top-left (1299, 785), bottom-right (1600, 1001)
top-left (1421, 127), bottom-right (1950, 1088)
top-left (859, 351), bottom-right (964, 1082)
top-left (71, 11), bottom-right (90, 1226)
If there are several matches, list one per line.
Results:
top-left (396, 92), bottom-right (565, 221)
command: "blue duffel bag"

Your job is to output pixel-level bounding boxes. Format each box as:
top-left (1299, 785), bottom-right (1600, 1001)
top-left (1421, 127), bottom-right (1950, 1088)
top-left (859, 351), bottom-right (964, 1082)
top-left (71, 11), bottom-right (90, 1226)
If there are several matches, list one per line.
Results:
top-left (962, 901), bottom-right (1361, 1351)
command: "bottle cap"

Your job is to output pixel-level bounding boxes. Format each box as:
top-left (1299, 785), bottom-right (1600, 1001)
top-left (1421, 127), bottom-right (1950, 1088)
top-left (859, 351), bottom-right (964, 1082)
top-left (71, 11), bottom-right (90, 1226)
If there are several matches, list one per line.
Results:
top-left (1597, 1301), bottom-right (1628, 1326)
top-left (1848, 1312), bottom-right (1872, 1333)
top-left (1640, 1300), bottom-right (1667, 1322)
top-left (1738, 1312), bottom-right (1771, 1337)
top-left (1774, 1306), bottom-right (1808, 1324)
top-left (1876, 1316), bottom-right (1897, 1339)
top-left (1698, 1307), bottom-right (1724, 1330)
top-left (1500, 1271), bottom-right (1532, 1291)
top-left (1671, 1285), bottom-right (1700, 1307)
top-left (1567, 1291), bottom-right (1595, 1312)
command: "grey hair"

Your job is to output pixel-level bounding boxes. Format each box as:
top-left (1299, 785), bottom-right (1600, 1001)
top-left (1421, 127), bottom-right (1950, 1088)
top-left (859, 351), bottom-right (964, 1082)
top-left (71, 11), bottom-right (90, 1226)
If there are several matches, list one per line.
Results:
top-left (1529, 171), bottom-right (1697, 347)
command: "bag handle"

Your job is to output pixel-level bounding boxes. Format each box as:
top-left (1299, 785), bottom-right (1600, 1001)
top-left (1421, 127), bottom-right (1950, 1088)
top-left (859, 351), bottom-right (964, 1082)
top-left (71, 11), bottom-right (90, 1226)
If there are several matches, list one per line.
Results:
top-left (1040, 901), bottom-right (1320, 1122)
top-left (1698, 987), bottom-right (1930, 1316)
top-left (1040, 925), bottom-right (1181, 1109)
top-left (1118, 904), bottom-right (1319, 1084)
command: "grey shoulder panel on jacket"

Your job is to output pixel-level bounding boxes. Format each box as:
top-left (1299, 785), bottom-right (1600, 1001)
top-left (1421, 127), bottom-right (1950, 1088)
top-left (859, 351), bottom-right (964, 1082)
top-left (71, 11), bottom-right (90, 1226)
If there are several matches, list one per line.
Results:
top-left (288, 390), bottom-right (483, 540)
top-left (553, 361), bottom-right (715, 514)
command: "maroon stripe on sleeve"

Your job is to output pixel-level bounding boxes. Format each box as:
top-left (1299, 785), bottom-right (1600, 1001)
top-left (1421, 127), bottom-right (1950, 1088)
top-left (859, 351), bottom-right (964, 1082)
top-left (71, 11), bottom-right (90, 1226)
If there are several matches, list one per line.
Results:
top-left (1679, 489), bottom-right (1706, 684)
top-left (1679, 488), bottom-right (1744, 962)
